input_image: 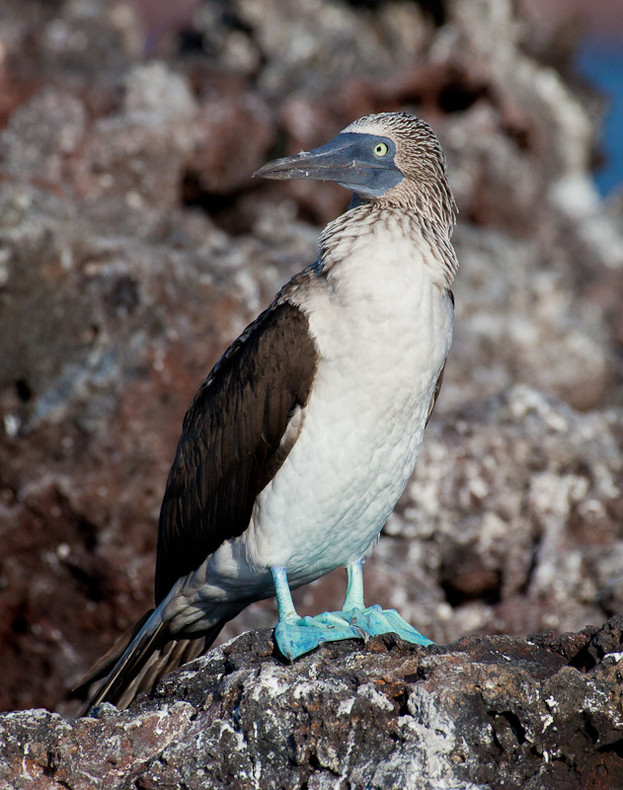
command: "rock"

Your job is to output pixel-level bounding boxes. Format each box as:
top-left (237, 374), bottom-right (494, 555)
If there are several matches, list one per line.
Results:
top-left (230, 0), bottom-right (431, 99)
top-left (2, 621), bottom-right (623, 789)
top-left (447, 225), bottom-right (614, 411)
top-left (377, 385), bottom-right (623, 645)
top-left (0, 0), bottom-right (622, 744)
top-left (187, 77), bottom-right (274, 195)
top-left (0, 87), bottom-right (88, 183)
top-left (0, 172), bottom-right (306, 711)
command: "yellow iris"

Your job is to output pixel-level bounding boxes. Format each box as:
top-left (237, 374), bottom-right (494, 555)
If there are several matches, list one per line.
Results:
top-left (373, 142), bottom-right (389, 157)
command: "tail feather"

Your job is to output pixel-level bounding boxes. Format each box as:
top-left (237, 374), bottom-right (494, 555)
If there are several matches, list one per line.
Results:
top-left (110, 632), bottom-right (214, 711)
top-left (75, 611), bottom-right (229, 715)
top-left (72, 609), bottom-right (156, 695)
top-left (85, 612), bottom-right (168, 712)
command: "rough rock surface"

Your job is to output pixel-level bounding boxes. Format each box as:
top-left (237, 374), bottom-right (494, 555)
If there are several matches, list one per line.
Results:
top-left (380, 384), bottom-right (623, 645)
top-left (2, 621), bottom-right (623, 789)
top-left (0, 0), bottom-right (622, 783)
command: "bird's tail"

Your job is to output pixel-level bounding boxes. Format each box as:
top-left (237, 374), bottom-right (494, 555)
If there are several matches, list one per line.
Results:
top-left (73, 609), bottom-right (227, 714)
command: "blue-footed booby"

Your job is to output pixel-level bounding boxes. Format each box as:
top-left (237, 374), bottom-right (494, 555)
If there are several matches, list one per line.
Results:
top-left (77, 111), bottom-right (458, 712)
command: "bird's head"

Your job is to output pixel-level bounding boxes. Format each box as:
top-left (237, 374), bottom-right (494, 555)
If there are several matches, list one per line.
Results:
top-left (255, 111), bottom-right (456, 226)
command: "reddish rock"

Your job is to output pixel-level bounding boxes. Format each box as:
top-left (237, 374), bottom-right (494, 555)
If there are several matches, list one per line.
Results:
top-left (0, 0), bottom-right (622, 737)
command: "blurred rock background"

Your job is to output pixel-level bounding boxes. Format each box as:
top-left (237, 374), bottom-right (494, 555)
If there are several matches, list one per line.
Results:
top-left (0, 0), bottom-right (621, 716)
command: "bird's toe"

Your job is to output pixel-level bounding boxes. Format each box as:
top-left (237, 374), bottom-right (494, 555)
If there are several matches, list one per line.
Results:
top-left (274, 613), bottom-right (366, 660)
top-left (340, 606), bottom-right (434, 646)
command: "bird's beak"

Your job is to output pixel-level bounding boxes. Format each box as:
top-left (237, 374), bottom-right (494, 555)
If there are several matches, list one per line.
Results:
top-left (255, 135), bottom-right (366, 183)
top-left (254, 132), bottom-right (403, 197)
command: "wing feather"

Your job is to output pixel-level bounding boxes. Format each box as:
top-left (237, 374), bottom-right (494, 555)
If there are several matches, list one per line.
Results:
top-left (155, 300), bottom-right (318, 604)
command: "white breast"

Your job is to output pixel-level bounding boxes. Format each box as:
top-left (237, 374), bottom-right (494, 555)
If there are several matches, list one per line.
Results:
top-left (226, 213), bottom-right (455, 590)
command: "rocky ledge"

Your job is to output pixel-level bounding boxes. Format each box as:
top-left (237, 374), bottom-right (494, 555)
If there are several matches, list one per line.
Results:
top-left (2, 619), bottom-right (623, 790)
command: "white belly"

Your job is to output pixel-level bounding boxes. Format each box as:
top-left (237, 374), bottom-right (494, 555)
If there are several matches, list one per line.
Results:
top-left (211, 226), bottom-right (454, 593)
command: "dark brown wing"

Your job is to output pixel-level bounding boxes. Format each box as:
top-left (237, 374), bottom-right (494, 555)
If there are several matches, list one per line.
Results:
top-left (155, 300), bottom-right (319, 604)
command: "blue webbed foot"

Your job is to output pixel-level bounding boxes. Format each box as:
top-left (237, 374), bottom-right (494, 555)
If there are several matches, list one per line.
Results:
top-left (275, 612), bottom-right (367, 661)
top-left (270, 564), bottom-right (432, 662)
top-left (341, 604), bottom-right (434, 646)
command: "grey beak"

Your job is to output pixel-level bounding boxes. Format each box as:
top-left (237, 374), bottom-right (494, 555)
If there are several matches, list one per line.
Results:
top-left (254, 132), bottom-right (404, 198)
top-left (254, 136), bottom-right (363, 183)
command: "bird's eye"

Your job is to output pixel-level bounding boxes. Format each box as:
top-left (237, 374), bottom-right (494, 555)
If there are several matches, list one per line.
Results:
top-left (373, 142), bottom-right (390, 157)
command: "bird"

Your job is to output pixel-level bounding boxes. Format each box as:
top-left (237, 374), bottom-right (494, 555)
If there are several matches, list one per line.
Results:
top-left (75, 111), bottom-right (458, 712)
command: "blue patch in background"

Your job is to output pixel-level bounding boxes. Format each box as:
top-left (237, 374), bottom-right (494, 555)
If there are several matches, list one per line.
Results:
top-left (577, 36), bottom-right (623, 196)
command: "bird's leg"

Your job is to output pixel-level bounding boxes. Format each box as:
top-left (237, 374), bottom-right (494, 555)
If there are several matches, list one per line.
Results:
top-left (271, 566), bottom-right (366, 661)
top-left (272, 565), bottom-right (299, 622)
top-left (338, 560), bottom-right (434, 647)
top-left (342, 559), bottom-right (366, 610)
